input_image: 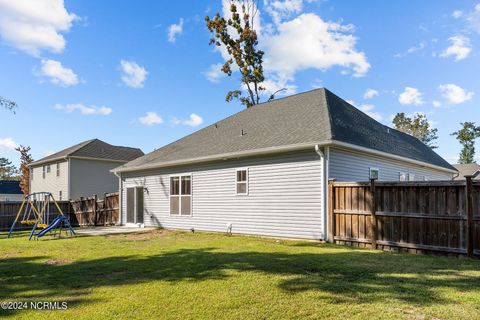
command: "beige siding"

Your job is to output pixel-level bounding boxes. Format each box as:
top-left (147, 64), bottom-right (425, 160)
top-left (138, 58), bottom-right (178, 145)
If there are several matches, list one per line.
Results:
top-left (329, 147), bottom-right (453, 182)
top-left (121, 151), bottom-right (324, 240)
top-left (69, 158), bottom-right (122, 200)
top-left (30, 160), bottom-right (69, 200)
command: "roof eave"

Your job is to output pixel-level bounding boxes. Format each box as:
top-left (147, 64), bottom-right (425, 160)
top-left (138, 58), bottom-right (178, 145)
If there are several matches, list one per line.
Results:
top-left (113, 140), bottom-right (456, 175)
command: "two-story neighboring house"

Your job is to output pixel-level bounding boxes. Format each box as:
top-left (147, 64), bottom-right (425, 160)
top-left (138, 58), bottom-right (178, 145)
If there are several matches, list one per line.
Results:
top-left (29, 139), bottom-right (144, 200)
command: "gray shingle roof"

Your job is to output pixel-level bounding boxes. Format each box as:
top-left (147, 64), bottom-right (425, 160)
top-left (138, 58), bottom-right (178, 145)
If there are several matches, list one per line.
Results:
top-left (30, 139), bottom-right (144, 166)
top-left (452, 163), bottom-right (480, 180)
top-left (115, 88), bottom-right (455, 172)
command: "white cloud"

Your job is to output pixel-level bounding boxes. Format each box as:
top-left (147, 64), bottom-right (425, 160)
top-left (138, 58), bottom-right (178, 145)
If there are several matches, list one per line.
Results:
top-left (432, 100), bottom-right (441, 108)
top-left (138, 112), bottom-right (163, 126)
top-left (394, 41), bottom-right (427, 58)
top-left (171, 113), bottom-right (204, 127)
top-left (212, 2), bottom-right (370, 95)
top-left (0, 137), bottom-right (18, 151)
top-left (363, 88), bottom-right (378, 99)
top-left (120, 60), bottom-right (147, 88)
top-left (54, 103), bottom-right (112, 115)
top-left (204, 63), bottom-right (225, 83)
top-left (438, 84), bottom-right (474, 105)
top-left (346, 100), bottom-right (382, 121)
top-left (167, 18), bottom-right (184, 43)
top-left (465, 3), bottom-right (480, 33)
top-left (37, 59), bottom-right (78, 86)
top-left (262, 13), bottom-right (370, 79)
top-left (398, 87), bottom-right (424, 105)
top-left (440, 36), bottom-right (471, 61)
top-left (452, 10), bottom-right (463, 19)
top-left (0, 0), bottom-right (77, 56)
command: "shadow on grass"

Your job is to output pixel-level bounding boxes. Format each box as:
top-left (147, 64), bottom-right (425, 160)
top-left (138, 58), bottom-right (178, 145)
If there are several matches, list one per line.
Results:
top-left (1, 247), bottom-right (480, 315)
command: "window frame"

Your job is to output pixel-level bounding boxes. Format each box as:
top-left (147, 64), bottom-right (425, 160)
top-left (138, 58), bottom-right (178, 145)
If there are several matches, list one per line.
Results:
top-left (56, 162), bottom-right (60, 177)
top-left (169, 174), bottom-right (193, 216)
top-left (42, 166), bottom-right (46, 179)
top-left (59, 190), bottom-right (62, 201)
top-left (408, 173), bottom-right (415, 181)
top-left (46, 164), bottom-right (51, 173)
top-left (235, 168), bottom-right (249, 196)
top-left (399, 172), bottom-right (407, 181)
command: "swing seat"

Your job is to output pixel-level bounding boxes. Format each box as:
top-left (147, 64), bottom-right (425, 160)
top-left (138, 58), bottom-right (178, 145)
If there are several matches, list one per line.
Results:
top-left (37, 223), bottom-right (48, 229)
top-left (21, 220), bottom-right (37, 225)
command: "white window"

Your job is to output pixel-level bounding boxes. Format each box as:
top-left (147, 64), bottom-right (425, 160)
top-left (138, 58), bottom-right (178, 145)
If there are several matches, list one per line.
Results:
top-left (56, 162), bottom-right (60, 177)
top-left (170, 175), bottom-right (192, 215)
top-left (30, 168), bottom-right (33, 180)
top-left (236, 169), bottom-right (248, 195)
top-left (399, 172), bottom-right (407, 181)
top-left (369, 168), bottom-right (379, 180)
top-left (59, 191), bottom-right (62, 201)
top-left (408, 173), bottom-right (415, 181)
top-left (46, 164), bottom-right (51, 173)
top-left (42, 166), bottom-right (46, 179)
top-left (423, 176), bottom-right (429, 181)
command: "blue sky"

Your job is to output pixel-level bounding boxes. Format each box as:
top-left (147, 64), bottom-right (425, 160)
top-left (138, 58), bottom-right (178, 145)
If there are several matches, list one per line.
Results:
top-left (1, 0), bottom-right (479, 166)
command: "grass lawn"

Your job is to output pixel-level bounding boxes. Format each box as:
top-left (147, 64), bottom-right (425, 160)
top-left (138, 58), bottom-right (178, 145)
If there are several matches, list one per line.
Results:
top-left (1, 229), bottom-right (480, 320)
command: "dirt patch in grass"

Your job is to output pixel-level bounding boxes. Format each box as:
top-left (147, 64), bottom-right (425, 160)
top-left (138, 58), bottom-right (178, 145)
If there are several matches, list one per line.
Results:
top-left (122, 229), bottom-right (170, 241)
top-left (44, 258), bottom-right (73, 266)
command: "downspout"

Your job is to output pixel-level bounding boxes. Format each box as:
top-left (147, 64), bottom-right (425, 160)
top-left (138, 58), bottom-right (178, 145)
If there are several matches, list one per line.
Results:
top-left (315, 145), bottom-right (329, 241)
top-left (113, 171), bottom-right (123, 226)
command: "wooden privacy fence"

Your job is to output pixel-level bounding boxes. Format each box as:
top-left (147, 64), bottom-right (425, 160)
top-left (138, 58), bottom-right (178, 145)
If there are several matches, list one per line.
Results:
top-left (328, 178), bottom-right (480, 257)
top-left (0, 201), bottom-right (76, 231)
top-left (70, 192), bottom-right (119, 226)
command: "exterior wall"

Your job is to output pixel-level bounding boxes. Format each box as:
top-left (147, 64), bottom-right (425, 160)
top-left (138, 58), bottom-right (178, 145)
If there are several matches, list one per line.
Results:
top-left (30, 160), bottom-right (69, 200)
top-left (121, 151), bottom-right (324, 240)
top-left (69, 158), bottom-right (123, 200)
top-left (0, 194), bottom-right (23, 201)
top-left (328, 147), bottom-right (453, 182)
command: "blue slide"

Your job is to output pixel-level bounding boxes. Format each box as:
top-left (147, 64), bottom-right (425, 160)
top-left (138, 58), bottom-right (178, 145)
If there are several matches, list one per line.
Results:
top-left (35, 215), bottom-right (75, 239)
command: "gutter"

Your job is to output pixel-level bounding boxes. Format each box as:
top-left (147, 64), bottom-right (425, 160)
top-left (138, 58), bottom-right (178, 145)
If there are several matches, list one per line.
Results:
top-left (112, 139), bottom-right (458, 175)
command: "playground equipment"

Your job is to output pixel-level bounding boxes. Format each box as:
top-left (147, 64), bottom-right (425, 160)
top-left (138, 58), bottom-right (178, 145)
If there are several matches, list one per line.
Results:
top-left (8, 192), bottom-right (75, 240)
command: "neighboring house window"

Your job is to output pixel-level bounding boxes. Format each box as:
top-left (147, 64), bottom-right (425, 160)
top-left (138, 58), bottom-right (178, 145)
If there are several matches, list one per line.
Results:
top-left (56, 162), bottom-right (60, 177)
top-left (30, 168), bottom-right (33, 180)
top-left (42, 166), bottom-right (46, 179)
top-left (424, 176), bottom-right (429, 181)
top-left (46, 165), bottom-right (51, 173)
top-left (369, 168), bottom-right (379, 180)
top-left (399, 172), bottom-right (407, 181)
top-left (59, 191), bottom-right (62, 201)
top-left (236, 169), bottom-right (248, 195)
top-left (408, 173), bottom-right (415, 181)
top-left (170, 175), bottom-right (192, 215)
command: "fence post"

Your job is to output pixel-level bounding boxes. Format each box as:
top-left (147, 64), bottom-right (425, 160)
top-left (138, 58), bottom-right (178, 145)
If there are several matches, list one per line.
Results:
top-left (328, 179), bottom-right (336, 243)
top-left (466, 175), bottom-right (474, 257)
top-left (93, 195), bottom-right (98, 226)
top-left (370, 178), bottom-right (378, 250)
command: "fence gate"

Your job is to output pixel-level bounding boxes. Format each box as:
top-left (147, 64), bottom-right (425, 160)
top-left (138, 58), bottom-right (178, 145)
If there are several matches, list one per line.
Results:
top-left (328, 178), bottom-right (480, 257)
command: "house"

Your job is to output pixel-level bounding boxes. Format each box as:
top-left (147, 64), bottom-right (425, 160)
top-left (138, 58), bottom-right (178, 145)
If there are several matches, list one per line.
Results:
top-left (29, 139), bottom-right (144, 200)
top-left (452, 163), bottom-right (480, 180)
top-left (113, 88), bottom-right (456, 240)
top-left (0, 180), bottom-right (23, 201)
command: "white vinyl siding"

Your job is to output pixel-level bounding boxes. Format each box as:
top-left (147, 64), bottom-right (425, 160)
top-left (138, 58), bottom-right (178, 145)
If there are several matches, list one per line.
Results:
top-left (30, 160), bottom-right (69, 200)
top-left (121, 151), bottom-right (324, 240)
top-left (329, 147), bottom-right (453, 181)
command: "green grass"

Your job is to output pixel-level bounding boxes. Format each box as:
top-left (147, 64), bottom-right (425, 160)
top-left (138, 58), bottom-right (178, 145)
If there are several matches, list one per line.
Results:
top-left (1, 229), bottom-right (480, 320)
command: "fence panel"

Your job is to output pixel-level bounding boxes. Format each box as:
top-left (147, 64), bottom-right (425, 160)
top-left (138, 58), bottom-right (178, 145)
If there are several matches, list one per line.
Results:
top-left (329, 179), bottom-right (480, 256)
top-left (0, 201), bottom-right (76, 231)
top-left (70, 192), bottom-right (119, 226)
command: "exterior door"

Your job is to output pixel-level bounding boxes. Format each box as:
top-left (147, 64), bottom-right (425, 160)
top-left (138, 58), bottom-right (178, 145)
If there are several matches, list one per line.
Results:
top-left (135, 187), bottom-right (144, 224)
top-left (126, 188), bottom-right (135, 223)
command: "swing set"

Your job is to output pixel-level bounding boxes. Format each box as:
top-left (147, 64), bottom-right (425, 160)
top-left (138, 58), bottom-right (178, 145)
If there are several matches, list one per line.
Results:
top-left (8, 192), bottom-right (75, 240)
